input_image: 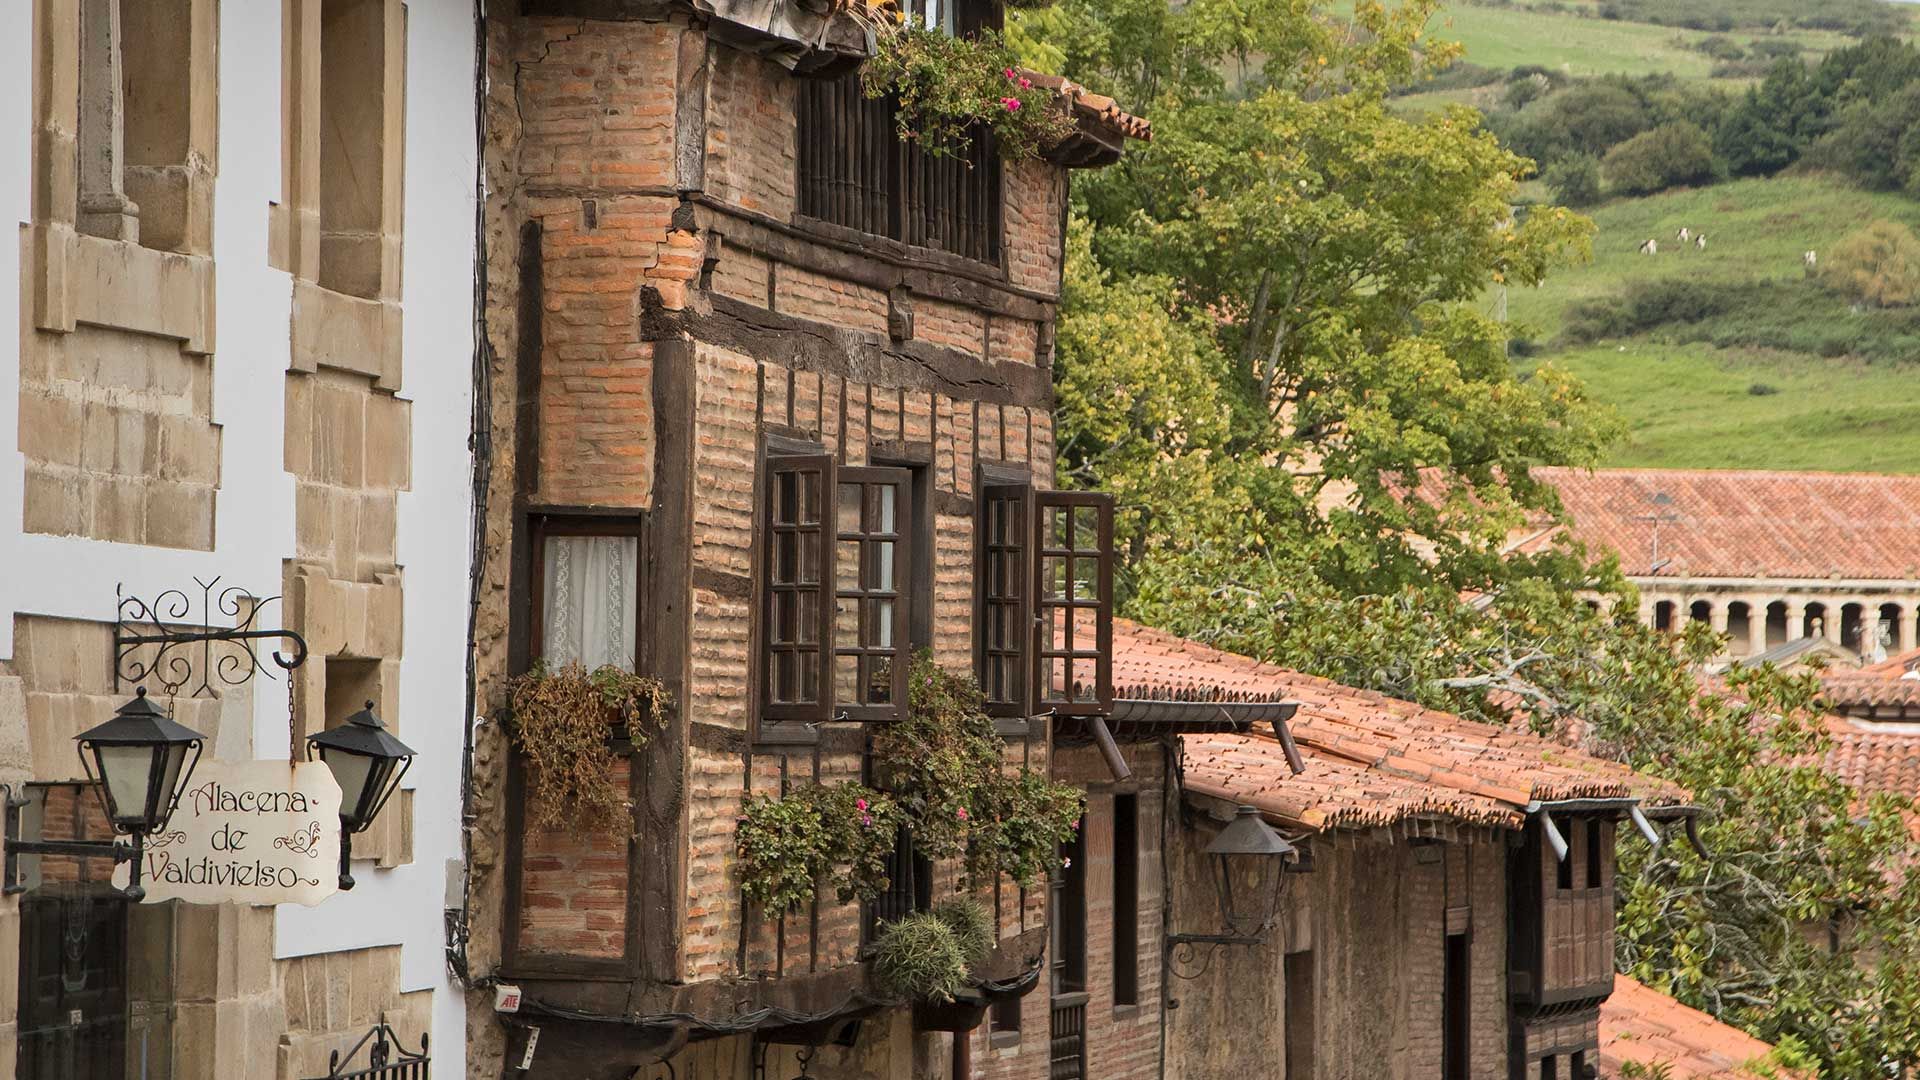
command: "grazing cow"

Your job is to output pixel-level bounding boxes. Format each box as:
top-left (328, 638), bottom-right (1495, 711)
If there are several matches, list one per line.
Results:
top-left (1640, 238), bottom-right (1658, 255)
top-left (1804, 249), bottom-right (1818, 270)
top-left (1694, 233), bottom-right (1706, 251)
top-left (1677, 227), bottom-right (1692, 243)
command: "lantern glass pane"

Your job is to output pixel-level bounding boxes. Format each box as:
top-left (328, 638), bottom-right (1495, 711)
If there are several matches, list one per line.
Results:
top-left (96, 743), bottom-right (157, 825)
top-left (321, 745), bottom-right (377, 823)
top-left (155, 742), bottom-right (190, 823)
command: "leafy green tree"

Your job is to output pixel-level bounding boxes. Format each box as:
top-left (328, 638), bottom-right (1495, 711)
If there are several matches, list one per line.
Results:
top-left (1023, 0), bottom-right (1612, 598)
top-left (1544, 152), bottom-right (1604, 207)
top-left (1130, 551), bottom-right (1920, 1077)
top-left (1715, 58), bottom-right (1827, 176)
top-left (1601, 121), bottom-right (1718, 196)
top-left (1822, 220), bottom-right (1920, 308)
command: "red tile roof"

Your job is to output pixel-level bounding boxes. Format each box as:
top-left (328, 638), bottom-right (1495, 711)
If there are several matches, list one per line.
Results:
top-left (1111, 620), bottom-right (1688, 832)
top-left (1600, 976), bottom-right (1797, 1079)
top-left (1822, 647), bottom-right (1920, 710)
top-left (1536, 467), bottom-right (1920, 580)
top-left (1820, 716), bottom-right (1920, 810)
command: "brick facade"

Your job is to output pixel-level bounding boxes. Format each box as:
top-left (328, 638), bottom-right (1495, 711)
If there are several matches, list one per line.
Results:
top-left (469, 7), bottom-right (1091, 1077)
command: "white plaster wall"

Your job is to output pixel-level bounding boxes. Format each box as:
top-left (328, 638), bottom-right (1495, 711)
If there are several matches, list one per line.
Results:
top-left (0, 2), bottom-right (477, 1074)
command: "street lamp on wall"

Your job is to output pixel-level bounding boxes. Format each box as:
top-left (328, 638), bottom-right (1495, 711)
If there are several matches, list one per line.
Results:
top-left (1168, 805), bottom-right (1298, 954)
top-left (306, 701), bottom-right (415, 891)
top-left (3, 687), bottom-right (208, 899)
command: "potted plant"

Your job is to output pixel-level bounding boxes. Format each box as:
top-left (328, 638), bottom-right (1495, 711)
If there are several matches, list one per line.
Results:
top-left (506, 661), bottom-right (669, 835)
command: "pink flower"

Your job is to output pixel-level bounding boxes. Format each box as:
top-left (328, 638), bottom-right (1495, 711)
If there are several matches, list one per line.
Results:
top-left (856, 798), bottom-right (869, 812)
top-left (1004, 67), bottom-right (1017, 79)
top-left (861, 814), bottom-right (873, 827)
top-left (957, 807), bottom-right (970, 821)
top-left (1001, 97), bottom-right (1021, 112)
top-left (1019, 77), bottom-right (1032, 89)
top-left (1071, 819), bottom-right (1080, 831)
top-left (1062, 857), bottom-right (1073, 869)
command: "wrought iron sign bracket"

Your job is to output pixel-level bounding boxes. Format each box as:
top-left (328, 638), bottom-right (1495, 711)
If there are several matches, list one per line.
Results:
top-left (115, 577), bottom-right (309, 698)
top-left (0, 784), bottom-right (140, 897)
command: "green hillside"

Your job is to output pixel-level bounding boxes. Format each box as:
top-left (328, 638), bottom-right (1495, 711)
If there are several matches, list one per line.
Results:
top-left (1394, 1), bottom-right (1920, 473)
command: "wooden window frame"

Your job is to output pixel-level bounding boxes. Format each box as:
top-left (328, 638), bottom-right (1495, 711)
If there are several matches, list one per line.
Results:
top-left (976, 471), bottom-right (1034, 718)
top-left (833, 466), bottom-right (914, 722)
top-left (505, 508), bottom-right (649, 979)
top-left (763, 451), bottom-right (838, 724)
top-left (1033, 491), bottom-right (1114, 717)
top-left (527, 514), bottom-right (647, 674)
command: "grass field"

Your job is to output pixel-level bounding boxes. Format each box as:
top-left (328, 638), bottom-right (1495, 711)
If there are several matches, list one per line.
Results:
top-left (1503, 175), bottom-right (1920, 340)
top-left (1529, 343), bottom-right (1920, 472)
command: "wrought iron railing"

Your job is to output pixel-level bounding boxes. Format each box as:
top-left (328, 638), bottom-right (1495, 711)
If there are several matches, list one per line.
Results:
top-left (308, 1024), bottom-right (429, 1080)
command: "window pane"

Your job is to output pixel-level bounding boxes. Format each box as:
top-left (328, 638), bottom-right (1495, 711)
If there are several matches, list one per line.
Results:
top-left (1042, 556), bottom-right (1066, 600)
top-left (867, 657), bottom-right (894, 704)
top-left (777, 472), bottom-right (797, 525)
top-left (836, 654), bottom-right (860, 704)
top-left (875, 541), bottom-right (896, 590)
top-left (1073, 557), bottom-right (1099, 603)
top-left (837, 540), bottom-right (862, 591)
top-left (797, 593), bottom-right (819, 645)
top-left (869, 599), bottom-right (895, 648)
top-left (774, 651), bottom-right (796, 702)
top-left (838, 483), bottom-right (861, 533)
top-left (541, 534), bottom-right (639, 671)
top-left (774, 593), bottom-right (796, 644)
top-left (875, 484), bottom-right (896, 533)
top-left (799, 470), bottom-right (821, 524)
top-left (799, 533), bottom-right (821, 585)
top-left (1049, 506), bottom-right (1070, 549)
top-left (775, 533), bottom-right (796, 585)
top-left (1073, 505), bottom-right (1099, 551)
top-left (799, 655), bottom-right (819, 703)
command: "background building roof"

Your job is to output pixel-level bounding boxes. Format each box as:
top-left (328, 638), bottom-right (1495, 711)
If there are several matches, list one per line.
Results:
top-left (1535, 467), bottom-right (1920, 580)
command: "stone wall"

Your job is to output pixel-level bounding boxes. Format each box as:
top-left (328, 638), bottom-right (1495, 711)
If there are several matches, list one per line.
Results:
top-left (1164, 819), bottom-right (1511, 1080)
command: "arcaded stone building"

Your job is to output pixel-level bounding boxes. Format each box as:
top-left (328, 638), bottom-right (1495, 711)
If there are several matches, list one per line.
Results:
top-left (463, 1), bottom-right (1151, 1075)
top-left (0, 1), bottom-right (477, 1077)
top-left (1537, 468), bottom-right (1920, 661)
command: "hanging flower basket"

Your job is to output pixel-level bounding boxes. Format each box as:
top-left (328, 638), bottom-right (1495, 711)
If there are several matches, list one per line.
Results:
top-left (506, 661), bottom-right (670, 835)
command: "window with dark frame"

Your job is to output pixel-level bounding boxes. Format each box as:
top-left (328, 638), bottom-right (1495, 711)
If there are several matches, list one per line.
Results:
top-left (1051, 820), bottom-right (1088, 994)
top-left (764, 454), bottom-right (835, 722)
top-left (977, 481), bottom-right (1032, 717)
top-left (834, 467), bottom-right (913, 720)
top-left (1284, 950), bottom-right (1315, 1080)
top-left (1111, 793), bottom-right (1139, 1007)
top-left (531, 515), bottom-right (644, 671)
top-left (1442, 931), bottom-right (1470, 1080)
top-left (1034, 492), bottom-right (1114, 715)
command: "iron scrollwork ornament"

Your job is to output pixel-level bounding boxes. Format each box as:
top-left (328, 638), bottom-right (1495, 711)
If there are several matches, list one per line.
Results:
top-left (115, 577), bottom-right (309, 697)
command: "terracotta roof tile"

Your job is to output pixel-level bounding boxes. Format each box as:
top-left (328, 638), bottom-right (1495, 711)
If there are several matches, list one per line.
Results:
top-left (1536, 467), bottom-right (1920, 580)
top-left (1111, 620), bottom-right (1689, 832)
top-left (1820, 717), bottom-right (1920, 808)
top-left (1600, 976), bottom-right (1800, 1079)
top-left (1019, 71), bottom-right (1152, 142)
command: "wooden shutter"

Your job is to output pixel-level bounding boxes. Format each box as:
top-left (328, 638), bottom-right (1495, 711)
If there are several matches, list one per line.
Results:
top-left (764, 453), bottom-right (836, 723)
top-left (834, 466), bottom-right (913, 721)
top-left (1032, 491), bottom-right (1114, 716)
top-left (977, 481), bottom-right (1033, 717)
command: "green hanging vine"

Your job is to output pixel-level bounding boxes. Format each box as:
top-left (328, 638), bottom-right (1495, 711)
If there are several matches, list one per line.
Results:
top-left (734, 652), bottom-right (1085, 912)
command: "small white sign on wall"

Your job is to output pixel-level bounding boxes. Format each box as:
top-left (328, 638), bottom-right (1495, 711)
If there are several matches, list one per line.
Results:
top-left (113, 760), bottom-right (343, 906)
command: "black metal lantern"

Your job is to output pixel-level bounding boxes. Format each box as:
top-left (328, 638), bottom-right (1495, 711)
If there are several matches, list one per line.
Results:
top-left (77, 687), bottom-right (205, 836)
top-left (306, 701), bottom-right (414, 891)
top-left (1203, 804), bottom-right (1296, 941)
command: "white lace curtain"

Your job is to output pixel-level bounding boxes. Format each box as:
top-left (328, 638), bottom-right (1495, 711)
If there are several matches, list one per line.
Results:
top-left (541, 535), bottom-right (638, 671)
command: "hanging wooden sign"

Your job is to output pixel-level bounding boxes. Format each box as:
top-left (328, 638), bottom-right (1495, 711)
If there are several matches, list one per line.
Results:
top-left (114, 760), bottom-right (342, 906)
